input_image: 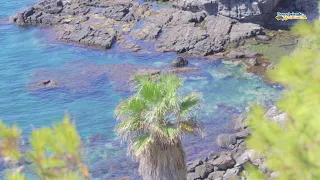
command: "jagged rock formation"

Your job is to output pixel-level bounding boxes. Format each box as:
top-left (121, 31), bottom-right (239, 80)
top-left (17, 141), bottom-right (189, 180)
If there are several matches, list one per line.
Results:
top-left (173, 0), bottom-right (318, 26)
top-left (9, 0), bottom-right (265, 55)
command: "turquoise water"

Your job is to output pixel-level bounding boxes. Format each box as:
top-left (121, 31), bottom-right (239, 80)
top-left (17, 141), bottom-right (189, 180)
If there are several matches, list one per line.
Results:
top-left (0, 0), bottom-right (282, 179)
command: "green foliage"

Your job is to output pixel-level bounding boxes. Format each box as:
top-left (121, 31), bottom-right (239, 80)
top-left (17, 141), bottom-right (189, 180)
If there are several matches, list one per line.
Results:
top-left (0, 116), bottom-right (89, 180)
top-left (6, 171), bottom-right (27, 180)
top-left (115, 74), bottom-right (203, 179)
top-left (0, 121), bottom-right (22, 162)
top-left (246, 16), bottom-right (320, 179)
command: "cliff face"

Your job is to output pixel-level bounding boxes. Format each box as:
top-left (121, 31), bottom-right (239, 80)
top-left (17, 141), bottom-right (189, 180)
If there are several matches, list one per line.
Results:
top-left (173, 0), bottom-right (318, 26)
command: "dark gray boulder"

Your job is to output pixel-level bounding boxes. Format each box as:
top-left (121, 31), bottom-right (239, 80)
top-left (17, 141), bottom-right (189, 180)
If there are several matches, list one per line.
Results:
top-left (216, 134), bottom-right (237, 148)
top-left (172, 57), bottom-right (189, 67)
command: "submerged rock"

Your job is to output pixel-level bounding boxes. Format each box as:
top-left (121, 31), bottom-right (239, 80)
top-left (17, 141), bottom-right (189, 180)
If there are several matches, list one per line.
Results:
top-left (28, 61), bottom-right (202, 93)
top-left (34, 80), bottom-right (59, 89)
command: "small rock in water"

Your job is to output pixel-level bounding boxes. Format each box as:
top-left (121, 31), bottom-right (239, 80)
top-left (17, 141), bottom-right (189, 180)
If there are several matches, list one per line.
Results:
top-left (256, 35), bottom-right (271, 41)
top-left (172, 56), bottom-right (188, 67)
top-left (39, 80), bottom-right (58, 87)
top-left (216, 134), bottom-right (237, 148)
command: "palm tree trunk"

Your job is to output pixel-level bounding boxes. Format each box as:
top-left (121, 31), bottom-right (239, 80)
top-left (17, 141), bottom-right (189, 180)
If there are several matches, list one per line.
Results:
top-left (138, 140), bottom-right (187, 180)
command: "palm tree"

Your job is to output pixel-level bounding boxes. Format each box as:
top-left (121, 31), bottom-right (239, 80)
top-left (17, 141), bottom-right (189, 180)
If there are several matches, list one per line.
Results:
top-left (115, 74), bottom-right (204, 180)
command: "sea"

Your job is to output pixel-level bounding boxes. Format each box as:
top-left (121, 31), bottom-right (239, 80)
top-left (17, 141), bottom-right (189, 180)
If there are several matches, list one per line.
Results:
top-left (0, 0), bottom-right (282, 179)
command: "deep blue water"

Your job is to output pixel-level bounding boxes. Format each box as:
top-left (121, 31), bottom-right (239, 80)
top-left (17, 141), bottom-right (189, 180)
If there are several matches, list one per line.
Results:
top-left (0, 0), bottom-right (282, 179)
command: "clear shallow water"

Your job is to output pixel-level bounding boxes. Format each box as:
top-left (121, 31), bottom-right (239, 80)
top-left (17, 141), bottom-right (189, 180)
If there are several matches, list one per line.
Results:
top-left (0, 1), bottom-right (282, 179)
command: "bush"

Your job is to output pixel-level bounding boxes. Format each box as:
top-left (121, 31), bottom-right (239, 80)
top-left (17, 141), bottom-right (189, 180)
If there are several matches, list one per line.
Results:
top-left (246, 14), bottom-right (320, 180)
top-left (0, 115), bottom-right (89, 180)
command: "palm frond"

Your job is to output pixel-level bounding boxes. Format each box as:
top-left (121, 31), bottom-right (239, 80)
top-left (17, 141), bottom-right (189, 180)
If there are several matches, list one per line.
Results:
top-left (178, 118), bottom-right (205, 137)
top-left (131, 135), bottom-right (154, 157)
top-left (180, 92), bottom-right (201, 116)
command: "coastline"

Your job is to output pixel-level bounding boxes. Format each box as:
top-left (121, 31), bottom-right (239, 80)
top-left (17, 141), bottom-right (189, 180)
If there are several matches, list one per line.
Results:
top-left (3, 0), bottom-right (313, 178)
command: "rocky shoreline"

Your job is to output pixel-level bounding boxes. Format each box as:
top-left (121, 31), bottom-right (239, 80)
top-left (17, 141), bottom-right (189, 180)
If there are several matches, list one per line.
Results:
top-left (9, 0), bottom-right (317, 56)
top-left (9, 0), bottom-right (315, 81)
top-left (187, 106), bottom-right (287, 180)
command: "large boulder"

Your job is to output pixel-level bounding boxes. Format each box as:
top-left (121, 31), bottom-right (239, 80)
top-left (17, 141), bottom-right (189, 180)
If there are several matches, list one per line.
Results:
top-left (216, 134), bottom-right (237, 148)
top-left (187, 172), bottom-right (201, 180)
top-left (207, 171), bottom-right (225, 180)
top-left (195, 162), bottom-right (215, 178)
top-left (211, 153), bottom-right (236, 171)
top-left (264, 106), bottom-right (288, 127)
top-left (187, 159), bottom-right (204, 173)
top-left (223, 167), bottom-right (240, 179)
top-left (232, 114), bottom-right (247, 130)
